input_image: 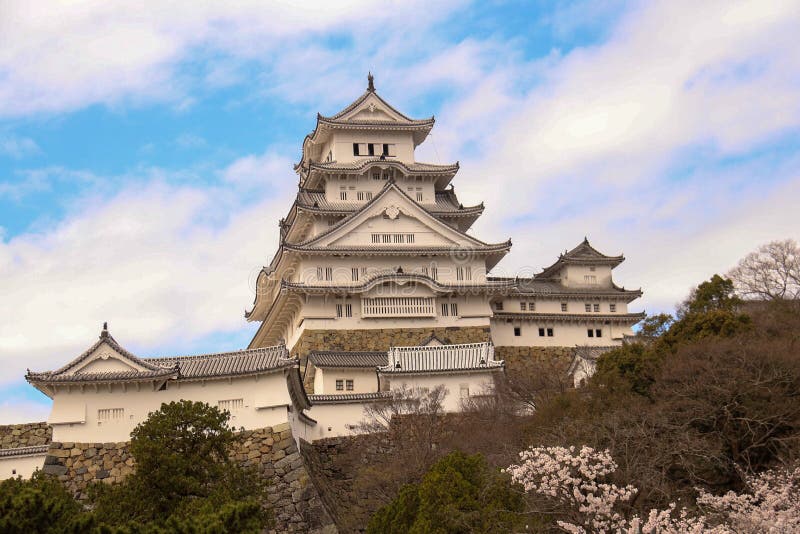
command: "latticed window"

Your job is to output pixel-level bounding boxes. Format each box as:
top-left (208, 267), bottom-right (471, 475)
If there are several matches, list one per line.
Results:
top-left (362, 297), bottom-right (435, 317)
top-left (610, 303), bottom-right (617, 312)
top-left (346, 380), bottom-right (354, 391)
top-left (98, 408), bottom-right (124, 421)
top-left (218, 399), bottom-right (243, 412)
top-left (336, 379), bottom-right (344, 391)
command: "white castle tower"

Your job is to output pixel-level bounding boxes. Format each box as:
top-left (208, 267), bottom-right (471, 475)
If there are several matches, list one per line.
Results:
top-left (245, 74), bottom-right (643, 368)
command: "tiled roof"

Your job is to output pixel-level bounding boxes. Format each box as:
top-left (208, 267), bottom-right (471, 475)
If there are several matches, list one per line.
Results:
top-left (281, 272), bottom-right (514, 295)
top-left (485, 277), bottom-right (643, 300)
top-left (309, 159), bottom-right (458, 174)
top-left (538, 238), bottom-right (625, 279)
top-left (379, 342), bottom-right (504, 374)
top-left (492, 312), bottom-right (646, 323)
top-left (283, 242), bottom-right (512, 255)
top-left (0, 445), bottom-right (49, 458)
top-left (294, 188), bottom-right (482, 216)
top-left (27, 337), bottom-right (294, 385)
top-left (309, 351), bottom-right (388, 368)
top-left (150, 345), bottom-right (294, 380)
top-left (309, 392), bottom-right (392, 404)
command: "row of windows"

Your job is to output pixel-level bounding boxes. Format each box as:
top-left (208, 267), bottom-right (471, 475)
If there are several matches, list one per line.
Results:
top-left (440, 303), bottom-right (459, 316)
top-left (316, 265), bottom-right (448, 282)
top-left (334, 300), bottom-right (457, 318)
top-left (353, 143), bottom-right (397, 157)
top-left (496, 301), bottom-right (618, 312)
top-left (338, 187), bottom-right (374, 201)
top-left (511, 327), bottom-right (604, 338)
top-left (335, 379), bottom-right (355, 391)
top-left (407, 186), bottom-right (424, 201)
top-left (218, 398), bottom-right (244, 412)
top-left (371, 233), bottom-right (415, 244)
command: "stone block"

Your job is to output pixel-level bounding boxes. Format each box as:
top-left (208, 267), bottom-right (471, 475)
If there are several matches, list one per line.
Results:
top-left (42, 464), bottom-right (68, 476)
top-left (96, 469), bottom-right (110, 480)
top-left (272, 422), bottom-right (291, 434)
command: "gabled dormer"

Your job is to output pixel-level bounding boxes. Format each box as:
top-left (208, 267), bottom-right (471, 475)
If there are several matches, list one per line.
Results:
top-left (296, 74), bottom-right (436, 184)
top-left (537, 238), bottom-right (625, 289)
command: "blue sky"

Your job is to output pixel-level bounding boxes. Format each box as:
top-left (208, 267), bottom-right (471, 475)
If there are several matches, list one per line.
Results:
top-left (1, 0), bottom-right (799, 422)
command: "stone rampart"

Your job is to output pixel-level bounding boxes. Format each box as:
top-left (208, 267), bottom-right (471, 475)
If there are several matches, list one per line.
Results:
top-left (0, 422), bottom-right (51, 449)
top-left (42, 424), bottom-right (336, 533)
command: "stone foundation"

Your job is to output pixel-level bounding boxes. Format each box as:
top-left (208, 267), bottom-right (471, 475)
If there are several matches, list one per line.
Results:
top-left (494, 345), bottom-right (574, 375)
top-left (0, 422), bottom-right (51, 449)
top-left (42, 424), bottom-right (336, 533)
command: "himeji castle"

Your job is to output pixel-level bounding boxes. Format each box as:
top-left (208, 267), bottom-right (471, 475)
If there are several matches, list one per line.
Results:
top-left (3, 75), bottom-right (643, 479)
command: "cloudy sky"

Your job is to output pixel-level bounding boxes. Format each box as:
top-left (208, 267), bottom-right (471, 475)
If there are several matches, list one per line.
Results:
top-left (1, 0), bottom-right (798, 423)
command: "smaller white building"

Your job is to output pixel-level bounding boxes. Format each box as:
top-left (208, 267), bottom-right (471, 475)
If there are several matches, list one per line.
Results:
top-left (567, 345), bottom-right (618, 387)
top-left (0, 445), bottom-right (49, 479)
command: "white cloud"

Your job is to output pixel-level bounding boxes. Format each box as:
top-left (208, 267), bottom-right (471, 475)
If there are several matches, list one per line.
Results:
top-left (0, 399), bottom-right (51, 425)
top-left (0, 0), bottom-right (462, 117)
top-left (0, 135), bottom-right (40, 158)
top-left (0, 151), bottom-right (295, 387)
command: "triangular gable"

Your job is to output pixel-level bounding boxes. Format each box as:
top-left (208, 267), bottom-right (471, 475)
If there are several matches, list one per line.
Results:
top-left (300, 182), bottom-right (491, 249)
top-left (564, 238), bottom-right (623, 262)
top-left (334, 92), bottom-right (410, 123)
top-left (50, 328), bottom-right (165, 378)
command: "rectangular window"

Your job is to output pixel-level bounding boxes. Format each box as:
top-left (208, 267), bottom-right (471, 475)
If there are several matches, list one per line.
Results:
top-left (384, 144), bottom-right (396, 157)
top-left (218, 399), bottom-right (243, 412)
top-left (587, 329), bottom-right (594, 338)
top-left (406, 234), bottom-right (414, 243)
top-left (98, 408), bottom-right (124, 421)
top-left (346, 379), bottom-right (354, 391)
top-left (340, 191), bottom-right (347, 200)
top-left (361, 297), bottom-right (436, 317)
top-left (456, 267), bottom-right (464, 281)
top-left (451, 303), bottom-right (458, 316)
top-left (585, 275), bottom-right (597, 284)
top-left (431, 266), bottom-right (438, 280)
top-left (416, 192), bottom-right (423, 201)
top-left (357, 191), bottom-right (365, 201)
top-left (316, 266), bottom-right (323, 280)
top-left (520, 302), bottom-right (526, 311)
top-left (595, 329), bottom-right (602, 337)
top-left (352, 268), bottom-right (359, 281)
top-left (610, 303), bottom-right (617, 313)
top-left (538, 327), bottom-right (545, 337)
top-left (514, 326), bottom-right (521, 337)
top-left (441, 303), bottom-right (449, 316)
top-left (593, 303), bottom-right (600, 312)
top-left (529, 301), bottom-right (535, 311)
top-left (372, 171), bottom-right (381, 180)
top-left (336, 379), bottom-right (344, 391)
top-left (335, 304), bottom-right (343, 318)
top-left (360, 267), bottom-right (367, 277)
top-left (337, 303), bottom-right (352, 318)
top-left (585, 303), bottom-right (591, 312)
top-left (325, 267), bottom-right (332, 281)
top-left (365, 192), bottom-right (373, 200)
top-left (495, 301), bottom-right (504, 311)
top-left (465, 266), bottom-right (472, 280)
top-left (353, 143), bottom-right (359, 156)
top-left (547, 328), bottom-right (554, 337)
top-left (368, 143), bottom-right (376, 156)
top-left (561, 303), bottom-right (568, 312)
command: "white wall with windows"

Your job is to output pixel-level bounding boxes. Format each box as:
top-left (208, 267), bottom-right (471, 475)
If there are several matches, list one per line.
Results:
top-left (313, 368), bottom-right (379, 395)
top-left (490, 320), bottom-right (633, 347)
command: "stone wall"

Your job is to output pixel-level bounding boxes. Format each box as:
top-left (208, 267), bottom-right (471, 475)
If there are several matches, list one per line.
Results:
top-left (495, 345), bottom-right (575, 375)
top-left (293, 326), bottom-right (491, 359)
top-left (42, 424), bottom-right (336, 534)
top-left (0, 422), bottom-right (51, 449)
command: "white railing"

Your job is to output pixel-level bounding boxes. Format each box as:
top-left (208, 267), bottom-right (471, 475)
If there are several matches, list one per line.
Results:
top-left (361, 297), bottom-right (436, 318)
top-left (386, 342), bottom-right (495, 371)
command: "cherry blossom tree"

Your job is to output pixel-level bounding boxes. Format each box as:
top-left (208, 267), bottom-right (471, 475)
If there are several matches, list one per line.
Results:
top-left (506, 445), bottom-right (800, 533)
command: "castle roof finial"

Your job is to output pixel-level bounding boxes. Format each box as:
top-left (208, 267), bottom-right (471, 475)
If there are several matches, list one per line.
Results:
top-left (101, 322), bottom-right (109, 339)
top-left (367, 72), bottom-right (375, 92)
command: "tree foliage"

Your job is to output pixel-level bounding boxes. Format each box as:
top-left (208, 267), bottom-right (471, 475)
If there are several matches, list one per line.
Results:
top-left (367, 450), bottom-right (525, 534)
top-left (89, 400), bottom-right (267, 531)
top-left (0, 473), bottom-right (84, 534)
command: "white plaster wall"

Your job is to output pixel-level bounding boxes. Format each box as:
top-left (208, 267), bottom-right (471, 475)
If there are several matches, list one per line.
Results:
top-left (490, 319), bottom-right (632, 347)
top-left (292, 402), bottom-right (372, 442)
top-left (0, 454), bottom-right (45, 480)
top-left (314, 368), bottom-right (379, 395)
top-left (292, 256), bottom-right (488, 285)
top-left (330, 130), bottom-right (415, 163)
top-left (383, 372), bottom-right (498, 412)
top-left (48, 374), bottom-right (293, 443)
top-left (493, 297), bottom-right (629, 315)
top-left (561, 265), bottom-right (613, 288)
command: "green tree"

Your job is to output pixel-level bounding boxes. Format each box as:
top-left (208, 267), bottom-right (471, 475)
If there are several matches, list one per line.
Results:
top-left (0, 472), bottom-right (84, 533)
top-left (367, 450), bottom-right (525, 534)
top-left (678, 274), bottom-right (741, 317)
top-left (90, 400), bottom-right (267, 532)
top-left (638, 313), bottom-right (674, 338)
top-left (595, 342), bottom-right (662, 396)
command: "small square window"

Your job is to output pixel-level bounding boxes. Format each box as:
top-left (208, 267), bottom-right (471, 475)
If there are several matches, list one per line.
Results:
top-left (520, 302), bottom-right (526, 311)
top-left (595, 329), bottom-right (602, 337)
top-left (610, 303), bottom-right (617, 313)
top-left (529, 301), bottom-right (535, 311)
top-left (547, 328), bottom-right (554, 337)
top-left (496, 301), bottom-right (504, 311)
top-left (561, 303), bottom-right (568, 312)
top-left (587, 329), bottom-right (594, 338)
top-left (593, 303), bottom-right (600, 312)
top-left (514, 326), bottom-right (521, 336)
top-left (585, 303), bottom-right (591, 312)
top-left (335, 379), bottom-right (344, 391)
top-left (538, 327), bottom-right (545, 337)
top-left (346, 379), bottom-right (354, 391)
